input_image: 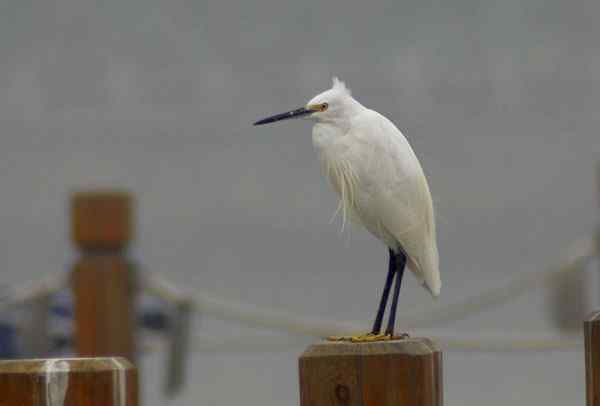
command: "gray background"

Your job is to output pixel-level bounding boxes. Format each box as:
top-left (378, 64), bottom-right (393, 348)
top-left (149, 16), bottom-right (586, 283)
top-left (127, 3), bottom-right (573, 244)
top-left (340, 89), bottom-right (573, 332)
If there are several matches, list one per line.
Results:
top-left (1, 0), bottom-right (599, 404)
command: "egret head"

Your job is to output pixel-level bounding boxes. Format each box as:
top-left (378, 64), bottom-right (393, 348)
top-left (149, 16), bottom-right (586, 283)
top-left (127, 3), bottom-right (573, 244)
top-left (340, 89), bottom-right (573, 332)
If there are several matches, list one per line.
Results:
top-left (254, 77), bottom-right (361, 126)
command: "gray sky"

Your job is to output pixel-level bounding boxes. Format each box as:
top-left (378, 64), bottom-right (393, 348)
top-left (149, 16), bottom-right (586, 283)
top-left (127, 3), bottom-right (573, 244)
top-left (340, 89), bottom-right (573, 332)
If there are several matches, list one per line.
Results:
top-left (1, 0), bottom-right (599, 404)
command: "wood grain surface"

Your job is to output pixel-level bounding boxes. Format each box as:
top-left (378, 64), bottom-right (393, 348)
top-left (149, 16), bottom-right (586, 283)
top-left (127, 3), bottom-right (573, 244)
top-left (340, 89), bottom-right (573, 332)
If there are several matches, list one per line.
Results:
top-left (586, 312), bottom-right (600, 406)
top-left (299, 338), bottom-right (443, 406)
top-left (71, 190), bottom-right (132, 251)
top-left (0, 357), bottom-right (138, 406)
top-left (72, 256), bottom-right (136, 361)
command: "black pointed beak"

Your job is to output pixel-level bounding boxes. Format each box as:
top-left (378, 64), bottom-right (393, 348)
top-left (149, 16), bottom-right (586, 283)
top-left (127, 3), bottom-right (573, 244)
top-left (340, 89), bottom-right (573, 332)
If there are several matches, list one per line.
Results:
top-left (253, 107), bottom-right (314, 126)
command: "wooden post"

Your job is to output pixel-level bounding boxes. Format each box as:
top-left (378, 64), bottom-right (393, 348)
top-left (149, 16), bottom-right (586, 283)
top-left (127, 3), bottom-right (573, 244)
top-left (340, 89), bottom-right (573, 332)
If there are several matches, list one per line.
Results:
top-left (299, 338), bottom-right (443, 406)
top-left (71, 190), bottom-right (137, 362)
top-left (581, 165), bottom-right (600, 406)
top-left (580, 165), bottom-right (600, 405)
top-left (0, 357), bottom-right (138, 405)
top-left (587, 312), bottom-right (600, 406)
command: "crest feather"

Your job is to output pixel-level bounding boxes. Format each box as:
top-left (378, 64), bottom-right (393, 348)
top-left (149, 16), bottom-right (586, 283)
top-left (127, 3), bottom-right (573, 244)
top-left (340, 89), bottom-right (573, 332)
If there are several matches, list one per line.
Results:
top-left (331, 77), bottom-right (351, 95)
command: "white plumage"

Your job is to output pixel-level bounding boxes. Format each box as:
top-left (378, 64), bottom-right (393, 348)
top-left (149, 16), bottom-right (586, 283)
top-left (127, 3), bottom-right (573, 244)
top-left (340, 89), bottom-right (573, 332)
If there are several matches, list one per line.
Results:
top-left (254, 76), bottom-right (440, 302)
top-left (309, 78), bottom-right (440, 297)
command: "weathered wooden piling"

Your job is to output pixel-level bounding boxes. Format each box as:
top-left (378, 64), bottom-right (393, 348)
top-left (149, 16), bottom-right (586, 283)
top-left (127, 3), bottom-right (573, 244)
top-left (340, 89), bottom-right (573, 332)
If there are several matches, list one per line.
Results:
top-left (0, 357), bottom-right (138, 405)
top-left (586, 312), bottom-right (600, 406)
top-left (299, 338), bottom-right (443, 406)
top-left (71, 190), bottom-right (137, 361)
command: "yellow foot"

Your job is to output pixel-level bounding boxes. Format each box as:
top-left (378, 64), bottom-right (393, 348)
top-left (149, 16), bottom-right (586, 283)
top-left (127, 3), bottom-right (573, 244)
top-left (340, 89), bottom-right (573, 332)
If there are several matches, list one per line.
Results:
top-left (326, 333), bottom-right (409, 343)
top-left (326, 333), bottom-right (366, 342)
top-left (351, 333), bottom-right (392, 343)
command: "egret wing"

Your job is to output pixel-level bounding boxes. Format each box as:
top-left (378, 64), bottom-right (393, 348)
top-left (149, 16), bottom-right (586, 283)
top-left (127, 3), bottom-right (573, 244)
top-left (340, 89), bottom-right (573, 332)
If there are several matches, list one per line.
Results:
top-left (349, 112), bottom-right (440, 296)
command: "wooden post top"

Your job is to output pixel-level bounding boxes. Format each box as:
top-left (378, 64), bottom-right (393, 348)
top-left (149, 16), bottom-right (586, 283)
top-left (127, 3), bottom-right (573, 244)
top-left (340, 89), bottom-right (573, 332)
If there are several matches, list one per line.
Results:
top-left (71, 190), bottom-right (133, 251)
top-left (0, 356), bottom-right (134, 374)
top-left (301, 337), bottom-right (440, 358)
top-left (299, 338), bottom-right (443, 406)
top-left (588, 312), bottom-right (600, 323)
top-left (0, 357), bottom-right (138, 406)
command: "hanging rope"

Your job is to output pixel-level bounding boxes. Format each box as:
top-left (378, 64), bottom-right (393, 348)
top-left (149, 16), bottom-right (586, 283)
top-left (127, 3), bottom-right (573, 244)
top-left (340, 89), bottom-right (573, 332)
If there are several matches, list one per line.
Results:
top-left (140, 332), bottom-right (580, 354)
top-left (402, 236), bottom-right (596, 329)
top-left (0, 274), bottom-right (66, 311)
top-left (141, 234), bottom-right (597, 348)
top-left (0, 233), bottom-right (595, 353)
top-left (140, 234), bottom-right (595, 352)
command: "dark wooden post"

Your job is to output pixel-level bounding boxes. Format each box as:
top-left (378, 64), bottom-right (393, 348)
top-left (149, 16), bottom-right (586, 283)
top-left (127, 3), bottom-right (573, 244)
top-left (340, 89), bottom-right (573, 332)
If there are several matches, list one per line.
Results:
top-left (0, 357), bottom-right (138, 405)
top-left (582, 165), bottom-right (600, 406)
top-left (70, 191), bottom-right (137, 362)
top-left (587, 313), bottom-right (600, 406)
top-left (299, 338), bottom-right (443, 406)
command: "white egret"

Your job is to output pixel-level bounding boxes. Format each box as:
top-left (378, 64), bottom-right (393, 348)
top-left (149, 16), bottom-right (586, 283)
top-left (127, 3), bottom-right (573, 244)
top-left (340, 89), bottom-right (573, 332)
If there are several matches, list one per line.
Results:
top-left (254, 77), bottom-right (440, 341)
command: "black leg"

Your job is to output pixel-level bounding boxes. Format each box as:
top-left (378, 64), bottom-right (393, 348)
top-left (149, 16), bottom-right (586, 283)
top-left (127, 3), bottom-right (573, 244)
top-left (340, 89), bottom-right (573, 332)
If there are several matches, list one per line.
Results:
top-left (371, 249), bottom-right (397, 334)
top-left (385, 251), bottom-right (407, 336)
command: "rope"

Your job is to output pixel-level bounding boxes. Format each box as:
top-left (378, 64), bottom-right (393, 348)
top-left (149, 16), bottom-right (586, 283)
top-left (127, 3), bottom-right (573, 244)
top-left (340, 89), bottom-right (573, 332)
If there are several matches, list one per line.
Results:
top-left (402, 236), bottom-right (596, 329)
top-left (0, 274), bottom-right (66, 311)
top-left (140, 332), bottom-right (580, 354)
top-left (435, 334), bottom-right (581, 352)
top-left (0, 234), bottom-right (594, 353)
top-left (143, 273), bottom-right (351, 337)
top-left (142, 234), bottom-right (598, 346)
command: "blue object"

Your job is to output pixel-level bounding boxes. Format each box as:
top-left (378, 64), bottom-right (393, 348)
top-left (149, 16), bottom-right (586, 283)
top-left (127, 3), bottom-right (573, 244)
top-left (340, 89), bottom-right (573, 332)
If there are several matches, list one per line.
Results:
top-left (139, 309), bottom-right (170, 332)
top-left (50, 291), bottom-right (74, 318)
top-left (0, 323), bottom-right (17, 358)
top-left (51, 334), bottom-right (73, 353)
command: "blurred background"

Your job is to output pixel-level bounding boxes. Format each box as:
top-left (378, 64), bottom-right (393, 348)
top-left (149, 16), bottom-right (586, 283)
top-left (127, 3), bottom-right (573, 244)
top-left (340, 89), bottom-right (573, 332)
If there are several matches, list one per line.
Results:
top-left (1, 0), bottom-right (599, 404)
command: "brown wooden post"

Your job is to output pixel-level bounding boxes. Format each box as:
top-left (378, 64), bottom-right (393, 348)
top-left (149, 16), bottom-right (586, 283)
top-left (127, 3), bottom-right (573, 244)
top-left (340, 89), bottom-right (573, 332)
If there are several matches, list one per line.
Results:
top-left (0, 357), bottom-right (138, 406)
top-left (587, 313), bottom-right (600, 406)
top-left (299, 338), bottom-right (443, 406)
top-left (70, 190), bottom-right (137, 362)
top-left (582, 165), bottom-right (600, 406)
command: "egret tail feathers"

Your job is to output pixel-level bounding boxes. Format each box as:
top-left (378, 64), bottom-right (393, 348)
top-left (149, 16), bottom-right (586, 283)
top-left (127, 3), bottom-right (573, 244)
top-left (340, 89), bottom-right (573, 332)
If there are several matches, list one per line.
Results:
top-left (405, 241), bottom-right (440, 298)
top-left (420, 242), bottom-right (441, 297)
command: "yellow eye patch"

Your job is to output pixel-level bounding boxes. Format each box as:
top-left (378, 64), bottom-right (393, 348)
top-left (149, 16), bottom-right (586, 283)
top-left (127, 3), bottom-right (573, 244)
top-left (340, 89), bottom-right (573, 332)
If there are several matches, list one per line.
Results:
top-left (309, 103), bottom-right (329, 112)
